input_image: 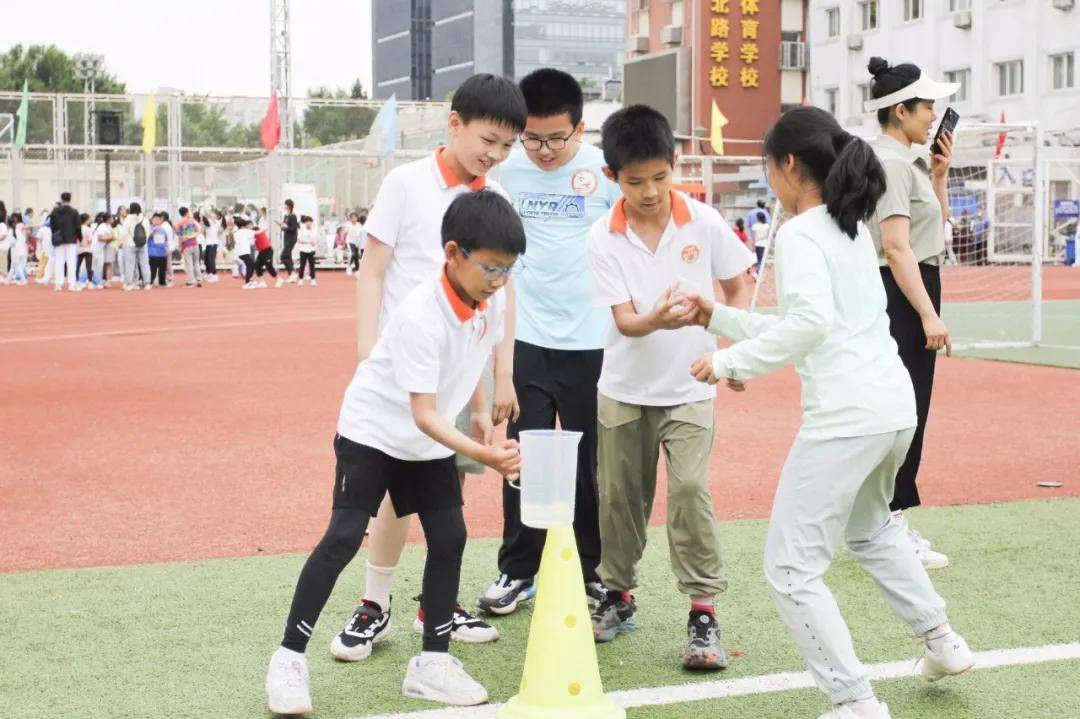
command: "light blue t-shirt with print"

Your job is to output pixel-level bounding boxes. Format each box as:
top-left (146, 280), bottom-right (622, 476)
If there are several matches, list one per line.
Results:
top-left (498, 143), bottom-right (621, 350)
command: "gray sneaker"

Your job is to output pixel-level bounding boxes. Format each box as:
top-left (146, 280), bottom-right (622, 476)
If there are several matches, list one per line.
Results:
top-left (591, 591), bottom-right (636, 643)
top-left (682, 610), bottom-right (728, 670)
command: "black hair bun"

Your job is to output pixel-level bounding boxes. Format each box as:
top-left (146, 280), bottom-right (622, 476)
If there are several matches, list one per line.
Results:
top-left (867, 57), bottom-right (890, 78)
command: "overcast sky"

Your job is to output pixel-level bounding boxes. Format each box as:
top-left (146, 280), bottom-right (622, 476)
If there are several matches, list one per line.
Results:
top-left (4, 0), bottom-right (373, 98)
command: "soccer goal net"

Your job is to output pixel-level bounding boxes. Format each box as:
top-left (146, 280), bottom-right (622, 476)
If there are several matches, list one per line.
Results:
top-left (751, 123), bottom-right (1046, 350)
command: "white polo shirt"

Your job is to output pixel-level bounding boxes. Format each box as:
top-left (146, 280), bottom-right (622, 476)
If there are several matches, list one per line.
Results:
top-left (587, 191), bottom-right (755, 406)
top-left (365, 147), bottom-right (509, 330)
top-left (337, 268), bottom-right (507, 461)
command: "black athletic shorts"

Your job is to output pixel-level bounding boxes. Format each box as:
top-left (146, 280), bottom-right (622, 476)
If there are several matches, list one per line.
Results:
top-left (332, 434), bottom-right (462, 517)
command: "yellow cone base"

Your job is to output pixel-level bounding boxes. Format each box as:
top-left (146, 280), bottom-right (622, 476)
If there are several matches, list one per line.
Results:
top-left (497, 526), bottom-right (625, 719)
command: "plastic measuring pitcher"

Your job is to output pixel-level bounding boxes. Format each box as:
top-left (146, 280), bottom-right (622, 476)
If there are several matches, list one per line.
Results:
top-left (518, 429), bottom-right (583, 529)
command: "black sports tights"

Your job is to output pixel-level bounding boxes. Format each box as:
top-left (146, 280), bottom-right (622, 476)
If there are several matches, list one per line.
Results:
top-left (281, 505), bottom-right (466, 654)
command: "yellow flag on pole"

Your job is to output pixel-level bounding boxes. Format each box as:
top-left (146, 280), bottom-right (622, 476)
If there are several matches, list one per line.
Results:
top-left (711, 101), bottom-right (728, 156)
top-left (141, 94), bottom-right (157, 154)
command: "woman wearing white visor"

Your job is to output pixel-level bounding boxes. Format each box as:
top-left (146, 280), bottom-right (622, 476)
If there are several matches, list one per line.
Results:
top-left (863, 57), bottom-right (958, 570)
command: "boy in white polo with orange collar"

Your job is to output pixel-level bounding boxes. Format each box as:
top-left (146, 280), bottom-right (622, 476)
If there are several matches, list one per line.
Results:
top-left (266, 191), bottom-right (527, 712)
top-left (586, 105), bottom-right (754, 670)
top-left (331, 73), bottom-right (528, 664)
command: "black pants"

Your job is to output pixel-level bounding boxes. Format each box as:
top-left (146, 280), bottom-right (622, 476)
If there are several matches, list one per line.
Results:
top-left (204, 244), bottom-right (217, 275)
top-left (498, 340), bottom-right (604, 583)
top-left (77, 251), bottom-right (94, 284)
top-left (349, 244), bottom-right (361, 271)
top-left (254, 248), bottom-right (277, 278)
top-left (281, 504), bottom-right (466, 655)
top-left (240, 253), bottom-right (255, 283)
top-left (298, 251), bottom-right (316, 280)
top-left (881, 264), bottom-right (941, 512)
top-left (149, 256), bottom-right (167, 286)
top-left (281, 238), bottom-right (296, 274)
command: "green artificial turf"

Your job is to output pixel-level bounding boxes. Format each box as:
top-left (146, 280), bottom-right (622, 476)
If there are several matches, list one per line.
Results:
top-left (1, 498), bottom-right (1077, 718)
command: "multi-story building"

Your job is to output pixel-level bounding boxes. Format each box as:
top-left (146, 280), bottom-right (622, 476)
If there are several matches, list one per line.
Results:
top-left (621, 0), bottom-right (810, 155)
top-left (513, 0), bottom-right (626, 99)
top-left (807, 0), bottom-right (1080, 136)
top-left (372, 0), bottom-right (514, 101)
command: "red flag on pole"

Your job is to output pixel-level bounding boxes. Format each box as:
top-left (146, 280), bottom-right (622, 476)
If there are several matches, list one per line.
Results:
top-left (261, 93), bottom-right (281, 151)
top-left (994, 110), bottom-right (1007, 158)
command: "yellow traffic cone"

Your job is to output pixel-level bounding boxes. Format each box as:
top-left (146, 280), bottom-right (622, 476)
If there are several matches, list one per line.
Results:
top-left (498, 525), bottom-right (624, 719)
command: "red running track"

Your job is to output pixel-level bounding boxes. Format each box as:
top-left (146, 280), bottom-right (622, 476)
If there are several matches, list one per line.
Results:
top-left (1, 272), bottom-right (1077, 572)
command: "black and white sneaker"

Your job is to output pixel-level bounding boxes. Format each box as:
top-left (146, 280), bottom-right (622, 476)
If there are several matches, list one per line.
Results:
top-left (476, 574), bottom-right (536, 616)
top-left (413, 599), bottom-right (499, 643)
top-left (585, 581), bottom-right (608, 607)
top-left (330, 599), bottom-right (392, 661)
top-left (592, 590), bottom-right (637, 643)
top-left (682, 610), bottom-right (728, 670)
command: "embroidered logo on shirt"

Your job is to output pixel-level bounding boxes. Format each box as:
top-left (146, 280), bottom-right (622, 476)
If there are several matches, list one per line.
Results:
top-left (681, 244), bottom-right (701, 264)
top-left (571, 169), bottom-right (598, 196)
top-left (517, 192), bottom-right (586, 219)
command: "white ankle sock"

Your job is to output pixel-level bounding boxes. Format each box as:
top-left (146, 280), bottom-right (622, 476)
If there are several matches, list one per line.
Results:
top-left (924, 623), bottom-right (954, 651)
top-left (364, 561), bottom-right (396, 610)
top-left (841, 695), bottom-right (882, 718)
top-left (420, 650), bottom-right (448, 663)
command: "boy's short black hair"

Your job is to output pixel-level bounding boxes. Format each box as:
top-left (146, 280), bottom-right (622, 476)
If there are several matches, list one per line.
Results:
top-left (129, 202), bottom-right (142, 214)
top-left (600, 105), bottom-right (675, 176)
top-left (756, 199), bottom-right (766, 208)
top-left (285, 199), bottom-right (294, 209)
top-left (179, 206), bottom-right (189, 216)
top-left (300, 214), bottom-right (312, 223)
top-left (61, 192), bottom-right (72, 202)
top-left (519, 68), bottom-right (583, 127)
top-left (451, 74), bottom-right (527, 133)
top-left (442, 190), bottom-right (526, 256)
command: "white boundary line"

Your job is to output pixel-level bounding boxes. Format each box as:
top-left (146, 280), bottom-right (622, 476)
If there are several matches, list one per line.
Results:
top-left (0, 314), bottom-right (353, 345)
top-left (356, 642), bottom-right (1080, 719)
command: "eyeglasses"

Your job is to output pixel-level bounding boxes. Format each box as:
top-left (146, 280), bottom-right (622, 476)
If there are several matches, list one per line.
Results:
top-left (520, 131), bottom-right (575, 152)
top-left (460, 247), bottom-right (523, 281)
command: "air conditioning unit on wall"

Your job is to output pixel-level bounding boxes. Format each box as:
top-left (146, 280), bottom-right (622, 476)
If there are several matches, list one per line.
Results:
top-left (628, 35), bottom-right (650, 53)
top-left (661, 25), bottom-right (682, 45)
top-left (953, 11), bottom-right (973, 29)
top-left (847, 34), bottom-right (863, 51)
top-left (1052, 0), bottom-right (1074, 10)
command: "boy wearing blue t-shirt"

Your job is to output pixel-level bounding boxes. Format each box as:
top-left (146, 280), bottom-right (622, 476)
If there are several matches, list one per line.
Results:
top-left (477, 69), bottom-right (621, 615)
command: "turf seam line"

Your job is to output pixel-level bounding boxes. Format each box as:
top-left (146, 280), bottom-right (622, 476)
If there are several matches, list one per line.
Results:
top-left (355, 642), bottom-right (1080, 719)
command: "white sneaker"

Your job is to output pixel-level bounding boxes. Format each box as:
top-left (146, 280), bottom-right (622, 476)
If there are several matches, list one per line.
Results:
top-left (412, 605), bottom-right (499, 643)
top-left (144, 284), bottom-right (152, 291)
top-left (896, 515), bottom-right (949, 570)
top-left (257, 280), bottom-right (268, 288)
top-left (818, 699), bottom-right (891, 718)
top-left (275, 277), bottom-right (285, 288)
top-left (916, 629), bottom-right (974, 682)
top-left (346, 267), bottom-right (353, 276)
top-left (401, 653), bottom-right (488, 706)
top-left (265, 646), bottom-right (314, 715)
top-left (309, 279), bottom-right (317, 287)
top-left (287, 273), bottom-right (298, 284)
top-left (242, 282), bottom-right (257, 290)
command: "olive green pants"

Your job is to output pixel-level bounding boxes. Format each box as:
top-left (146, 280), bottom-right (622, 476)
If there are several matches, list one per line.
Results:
top-left (596, 393), bottom-right (726, 597)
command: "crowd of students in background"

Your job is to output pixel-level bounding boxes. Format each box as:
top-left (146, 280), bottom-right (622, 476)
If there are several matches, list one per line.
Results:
top-left (0, 197), bottom-right (371, 291)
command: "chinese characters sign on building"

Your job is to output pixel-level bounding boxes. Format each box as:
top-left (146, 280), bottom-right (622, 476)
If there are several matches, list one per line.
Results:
top-left (709, 0), bottom-right (761, 89)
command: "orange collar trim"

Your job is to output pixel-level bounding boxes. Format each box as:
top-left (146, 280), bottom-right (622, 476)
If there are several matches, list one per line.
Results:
top-left (441, 265), bottom-right (487, 323)
top-left (607, 190), bottom-right (693, 235)
top-left (435, 147), bottom-right (486, 191)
